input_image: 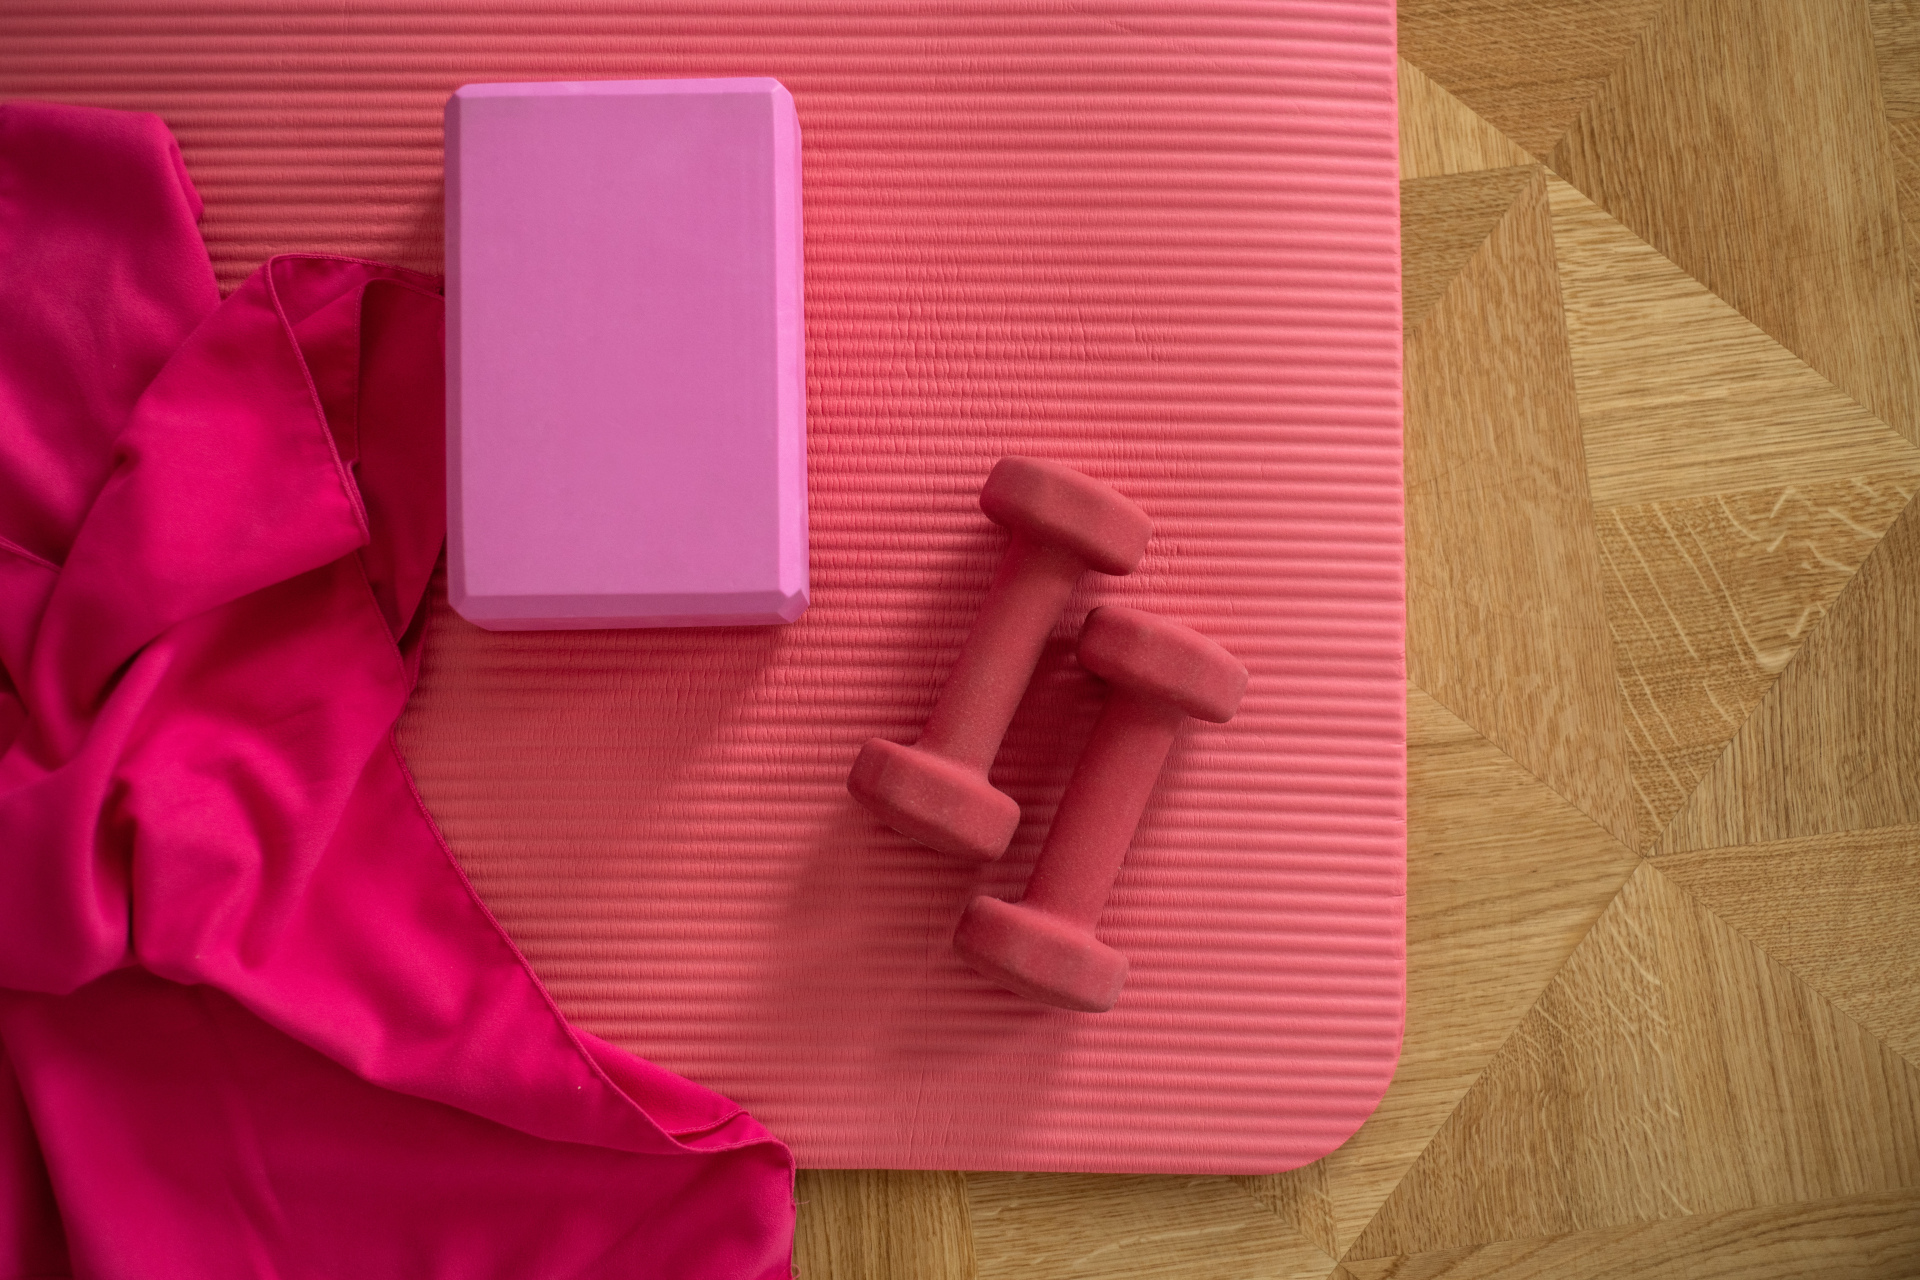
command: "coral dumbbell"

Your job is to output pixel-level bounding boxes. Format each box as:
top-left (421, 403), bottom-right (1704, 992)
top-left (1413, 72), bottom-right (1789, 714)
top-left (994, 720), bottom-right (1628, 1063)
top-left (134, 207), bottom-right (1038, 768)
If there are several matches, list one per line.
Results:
top-left (952, 606), bottom-right (1246, 1011)
top-left (848, 457), bottom-right (1152, 861)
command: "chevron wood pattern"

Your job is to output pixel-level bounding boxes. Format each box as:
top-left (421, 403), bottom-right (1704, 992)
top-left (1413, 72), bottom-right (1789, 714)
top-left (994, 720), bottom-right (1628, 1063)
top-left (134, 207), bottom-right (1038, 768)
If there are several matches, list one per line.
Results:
top-left (797, 1), bottom-right (1920, 1274)
top-left (1399, 165), bottom-right (1535, 334)
top-left (1551, 0), bottom-right (1920, 442)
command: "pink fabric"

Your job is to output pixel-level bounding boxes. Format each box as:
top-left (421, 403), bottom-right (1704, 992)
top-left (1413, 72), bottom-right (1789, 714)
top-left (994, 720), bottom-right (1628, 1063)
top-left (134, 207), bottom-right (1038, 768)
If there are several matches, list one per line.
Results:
top-left (0, 101), bottom-right (793, 1279)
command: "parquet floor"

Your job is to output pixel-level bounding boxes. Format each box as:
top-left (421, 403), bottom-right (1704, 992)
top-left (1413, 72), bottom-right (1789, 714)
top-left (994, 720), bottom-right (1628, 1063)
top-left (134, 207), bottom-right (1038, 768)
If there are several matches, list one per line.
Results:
top-left (796, 3), bottom-right (1920, 1276)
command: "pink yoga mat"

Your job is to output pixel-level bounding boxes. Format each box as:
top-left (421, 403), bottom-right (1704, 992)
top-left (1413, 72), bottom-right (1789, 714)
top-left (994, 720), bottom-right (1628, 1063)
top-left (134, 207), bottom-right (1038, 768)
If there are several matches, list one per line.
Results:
top-left (0, 0), bottom-right (1405, 1173)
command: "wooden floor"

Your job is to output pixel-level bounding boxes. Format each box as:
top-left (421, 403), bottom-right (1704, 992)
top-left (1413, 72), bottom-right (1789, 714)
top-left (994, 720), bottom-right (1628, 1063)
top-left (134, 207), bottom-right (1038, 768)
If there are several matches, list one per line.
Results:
top-left (795, 3), bottom-right (1920, 1276)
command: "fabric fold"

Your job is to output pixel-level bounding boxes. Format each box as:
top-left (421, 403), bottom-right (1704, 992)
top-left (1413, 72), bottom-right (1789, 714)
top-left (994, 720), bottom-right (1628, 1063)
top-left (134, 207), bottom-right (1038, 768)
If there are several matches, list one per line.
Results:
top-left (1, 100), bottom-right (793, 1280)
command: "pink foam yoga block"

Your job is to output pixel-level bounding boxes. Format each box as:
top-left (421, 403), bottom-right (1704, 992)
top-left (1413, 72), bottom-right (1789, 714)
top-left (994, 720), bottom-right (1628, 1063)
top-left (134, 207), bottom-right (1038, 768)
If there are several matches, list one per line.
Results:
top-left (445, 78), bottom-right (808, 630)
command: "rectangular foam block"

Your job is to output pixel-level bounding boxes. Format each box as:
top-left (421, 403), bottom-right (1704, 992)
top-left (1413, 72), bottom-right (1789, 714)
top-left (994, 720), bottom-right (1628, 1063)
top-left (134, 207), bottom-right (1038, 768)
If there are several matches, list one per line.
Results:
top-left (445, 78), bottom-right (808, 630)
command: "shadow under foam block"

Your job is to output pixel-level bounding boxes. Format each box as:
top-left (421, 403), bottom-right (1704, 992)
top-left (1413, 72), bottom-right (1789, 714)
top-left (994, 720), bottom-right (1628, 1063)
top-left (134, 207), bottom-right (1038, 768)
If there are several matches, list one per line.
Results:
top-left (445, 78), bottom-right (807, 630)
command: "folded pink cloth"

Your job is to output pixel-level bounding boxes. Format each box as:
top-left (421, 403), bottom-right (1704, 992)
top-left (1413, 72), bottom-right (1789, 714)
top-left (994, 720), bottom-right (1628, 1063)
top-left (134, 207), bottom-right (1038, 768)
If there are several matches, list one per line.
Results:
top-left (0, 101), bottom-right (794, 1279)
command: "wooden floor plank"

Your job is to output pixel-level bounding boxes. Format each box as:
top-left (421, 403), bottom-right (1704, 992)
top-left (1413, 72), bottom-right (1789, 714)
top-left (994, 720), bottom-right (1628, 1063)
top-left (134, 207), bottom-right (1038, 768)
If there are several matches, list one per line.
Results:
top-left (1400, 166), bottom-right (1535, 339)
top-left (1406, 166), bottom-right (1634, 844)
top-left (1870, 0), bottom-right (1920, 118)
top-left (1546, 174), bottom-right (1920, 848)
top-left (1337, 1187), bottom-right (1920, 1280)
top-left (1657, 826), bottom-right (1920, 1069)
top-left (1660, 497), bottom-right (1920, 852)
top-left (1893, 118), bottom-right (1920, 309)
top-left (1550, 177), bottom-right (1920, 510)
top-left (795, 1170), bottom-right (976, 1280)
top-left (1661, 873), bottom-right (1920, 1215)
top-left (965, 1173), bottom-right (1333, 1280)
top-left (1594, 480), bottom-right (1916, 851)
top-left (1873, 1), bottom-right (1920, 298)
top-left (1552, 0), bottom-right (1920, 443)
top-left (1238, 1156), bottom-right (1340, 1260)
top-left (1397, 57), bottom-right (1535, 181)
top-left (1346, 864), bottom-right (1920, 1259)
top-left (1397, 0), bottom-right (1668, 157)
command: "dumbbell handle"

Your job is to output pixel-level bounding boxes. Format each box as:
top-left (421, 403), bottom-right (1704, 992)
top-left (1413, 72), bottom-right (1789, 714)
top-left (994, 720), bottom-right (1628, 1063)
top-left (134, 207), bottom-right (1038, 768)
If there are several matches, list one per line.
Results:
top-left (1021, 689), bottom-right (1185, 928)
top-left (918, 535), bottom-right (1084, 771)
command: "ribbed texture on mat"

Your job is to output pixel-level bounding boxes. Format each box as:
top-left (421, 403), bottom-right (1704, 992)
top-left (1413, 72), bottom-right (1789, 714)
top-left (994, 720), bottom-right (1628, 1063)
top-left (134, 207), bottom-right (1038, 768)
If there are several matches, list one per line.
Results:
top-left (0, 0), bottom-right (1405, 1173)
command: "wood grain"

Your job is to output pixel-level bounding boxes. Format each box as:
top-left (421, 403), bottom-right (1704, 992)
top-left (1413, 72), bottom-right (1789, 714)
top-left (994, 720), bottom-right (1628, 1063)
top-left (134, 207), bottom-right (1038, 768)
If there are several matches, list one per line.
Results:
top-left (1336, 1188), bottom-right (1920, 1280)
top-left (1397, 57), bottom-right (1534, 181)
top-left (1346, 865), bottom-right (1685, 1256)
top-left (964, 1173), bottom-right (1332, 1280)
top-left (1400, 166), bottom-right (1535, 338)
top-left (1865, 0), bottom-right (1919, 314)
top-left (1547, 174), bottom-right (1920, 847)
top-left (1882, 0), bottom-right (1920, 314)
top-left (1661, 497), bottom-right (1920, 852)
top-left (1347, 864), bottom-right (1920, 1258)
top-left (1405, 165), bottom-right (1634, 844)
top-left (1239, 689), bottom-right (1638, 1258)
top-left (1396, 0), bottom-right (1668, 157)
top-left (1661, 870), bottom-right (1920, 1215)
top-left (1871, 0), bottom-right (1920, 119)
top-left (1658, 825), bottom-right (1920, 1068)
top-left (1549, 177), bottom-right (1920, 510)
top-left (794, 1170), bottom-right (976, 1280)
top-left (1238, 1156), bottom-right (1340, 1260)
top-left (1552, 0), bottom-right (1920, 443)
top-left (1894, 117), bottom-right (1920, 309)
top-left (1595, 480), bottom-right (1916, 852)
